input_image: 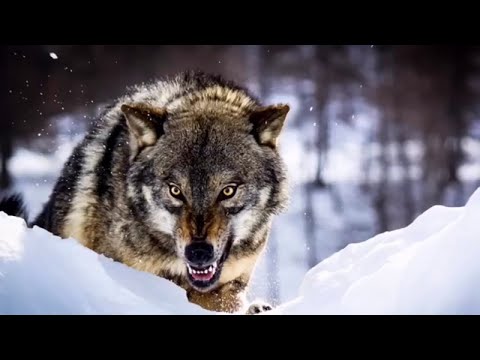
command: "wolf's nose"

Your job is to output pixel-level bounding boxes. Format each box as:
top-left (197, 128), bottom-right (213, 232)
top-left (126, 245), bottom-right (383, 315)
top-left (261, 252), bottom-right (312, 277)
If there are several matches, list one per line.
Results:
top-left (185, 242), bottom-right (214, 266)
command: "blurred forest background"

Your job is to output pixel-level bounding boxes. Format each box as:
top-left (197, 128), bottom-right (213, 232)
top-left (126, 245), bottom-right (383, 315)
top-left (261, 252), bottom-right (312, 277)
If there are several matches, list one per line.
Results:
top-left (1, 45), bottom-right (480, 303)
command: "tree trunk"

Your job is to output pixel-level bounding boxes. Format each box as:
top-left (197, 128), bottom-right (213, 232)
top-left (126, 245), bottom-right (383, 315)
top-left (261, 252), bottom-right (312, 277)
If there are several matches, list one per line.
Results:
top-left (304, 183), bottom-right (318, 269)
top-left (249, 45), bottom-right (280, 304)
top-left (313, 46), bottom-right (330, 189)
top-left (374, 112), bottom-right (390, 233)
top-left (313, 107), bottom-right (328, 188)
top-left (396, 126), bottom-right (415, 225)
top-left (445, 48), bottom-right (467, 187)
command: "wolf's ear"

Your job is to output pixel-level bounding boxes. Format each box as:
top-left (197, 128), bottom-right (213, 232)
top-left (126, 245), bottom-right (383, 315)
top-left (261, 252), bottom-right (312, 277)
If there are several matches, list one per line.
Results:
top-left (121, 103), bottom-right (167, 159)
top-left (249, 104), bottom-right (290, 148)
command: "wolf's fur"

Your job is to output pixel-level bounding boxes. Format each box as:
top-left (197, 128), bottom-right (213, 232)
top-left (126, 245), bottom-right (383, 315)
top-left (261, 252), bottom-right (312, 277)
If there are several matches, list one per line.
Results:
top-left (0, 192), bottom-right (27, 219)
top-left (0, 71), bottom-right (290, 314)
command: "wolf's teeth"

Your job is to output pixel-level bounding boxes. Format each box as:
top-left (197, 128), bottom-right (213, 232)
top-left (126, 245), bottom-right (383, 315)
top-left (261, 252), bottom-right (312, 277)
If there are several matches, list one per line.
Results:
top-left (208, 266), bottom-right (213, 272)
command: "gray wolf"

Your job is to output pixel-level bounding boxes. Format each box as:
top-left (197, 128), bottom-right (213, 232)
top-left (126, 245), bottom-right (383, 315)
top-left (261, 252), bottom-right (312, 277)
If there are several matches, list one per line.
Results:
top-left (0, 70), bottom-right (290, 314)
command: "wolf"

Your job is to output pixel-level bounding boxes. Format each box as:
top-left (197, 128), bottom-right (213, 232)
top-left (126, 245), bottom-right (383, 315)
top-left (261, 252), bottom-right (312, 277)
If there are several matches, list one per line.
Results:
top-left (0, 70), bottom-right (290, 314)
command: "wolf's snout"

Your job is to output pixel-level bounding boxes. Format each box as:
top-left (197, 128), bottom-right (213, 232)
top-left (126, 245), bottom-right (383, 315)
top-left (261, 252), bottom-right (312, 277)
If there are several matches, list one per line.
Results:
top-left (185, 242), bottom-right (214, 266)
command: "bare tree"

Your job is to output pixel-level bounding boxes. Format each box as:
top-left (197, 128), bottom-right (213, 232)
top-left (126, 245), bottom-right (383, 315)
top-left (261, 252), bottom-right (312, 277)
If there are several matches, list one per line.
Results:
top-left (247, 45), bottom-right (281, 305)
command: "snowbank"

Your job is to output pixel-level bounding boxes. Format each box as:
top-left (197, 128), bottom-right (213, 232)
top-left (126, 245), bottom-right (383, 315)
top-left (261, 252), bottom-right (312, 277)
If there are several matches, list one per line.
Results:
top-left (272, 187), bottom-right (480, 315)
top-left (0, 214), bottom-right (209, 315)
top-left (1, 187), bottom-right (480, 314)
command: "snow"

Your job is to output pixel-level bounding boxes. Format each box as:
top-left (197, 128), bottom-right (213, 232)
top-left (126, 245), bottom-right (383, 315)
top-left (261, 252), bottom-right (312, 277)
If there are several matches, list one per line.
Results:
top-left (1, 187), bottom-right (479, 314)
top-left (3, 106), bottom-right (480, 313)
top-left (7, 116), bottom-right (480, 306)
top-left (49, 52), bottom-right (58, 60)
top-left (271, 187), bottom-right (480, 315)
top-left (0, 213), bottom-right (210, 315)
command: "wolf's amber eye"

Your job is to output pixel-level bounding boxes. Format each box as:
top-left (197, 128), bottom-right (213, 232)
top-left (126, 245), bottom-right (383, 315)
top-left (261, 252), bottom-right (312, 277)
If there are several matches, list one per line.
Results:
top-left (221, 186), bottom-right (236, 199)
top-left (169, 185), bottom-right (182, 198)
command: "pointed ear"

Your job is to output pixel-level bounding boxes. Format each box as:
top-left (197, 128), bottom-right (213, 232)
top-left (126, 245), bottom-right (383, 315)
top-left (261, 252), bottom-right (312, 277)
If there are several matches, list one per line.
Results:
top-left (121, 103), bottom-right (167, 160)
top-left (249, 104), bottom-right (290, 148)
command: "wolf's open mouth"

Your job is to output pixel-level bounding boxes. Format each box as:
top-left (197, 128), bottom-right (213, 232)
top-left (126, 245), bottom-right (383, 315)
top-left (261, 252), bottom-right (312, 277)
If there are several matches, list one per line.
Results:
top-left (185, 236), bottom-right (233, 290)
top-left (187, 262), bottom-right (217, 281)
top-left (186, 260), bottom-right (224, 290)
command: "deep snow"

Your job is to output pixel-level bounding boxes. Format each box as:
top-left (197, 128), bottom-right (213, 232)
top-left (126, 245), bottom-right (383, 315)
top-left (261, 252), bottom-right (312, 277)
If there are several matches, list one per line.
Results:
top-left (272, 187), bottom-right (480, 315)
top-left (0, 214), bottom-right (209, 315)
top-left (7, 111), bottom-right (480, 305)
top-left (1, 187), bottom-right (479, 315)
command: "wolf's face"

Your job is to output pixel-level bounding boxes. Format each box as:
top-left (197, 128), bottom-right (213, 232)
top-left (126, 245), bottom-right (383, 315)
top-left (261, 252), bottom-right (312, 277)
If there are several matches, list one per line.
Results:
top-left (122, 101), bottom-right (289, 292)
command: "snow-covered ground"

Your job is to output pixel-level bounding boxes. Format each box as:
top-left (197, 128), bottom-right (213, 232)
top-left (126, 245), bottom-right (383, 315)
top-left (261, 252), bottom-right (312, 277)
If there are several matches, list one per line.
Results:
top-left (1, 186), bottom-right (479, 314)
top-left (0, 212), bottom-right (209, 315)
top-left (4, 112), bottom-right (480, 306)
top-left (272, 187), bottom-right (480, 315)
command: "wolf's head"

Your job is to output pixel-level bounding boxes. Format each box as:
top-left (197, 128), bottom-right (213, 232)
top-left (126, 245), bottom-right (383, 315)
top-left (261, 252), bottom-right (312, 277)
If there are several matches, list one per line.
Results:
top-left (121, 87), bottom-right (289, 292)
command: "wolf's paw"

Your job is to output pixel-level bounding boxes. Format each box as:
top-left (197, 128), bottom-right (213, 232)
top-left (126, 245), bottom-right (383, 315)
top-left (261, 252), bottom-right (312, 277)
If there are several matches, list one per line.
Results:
top-left (245, 301), bottom-right (273, 315)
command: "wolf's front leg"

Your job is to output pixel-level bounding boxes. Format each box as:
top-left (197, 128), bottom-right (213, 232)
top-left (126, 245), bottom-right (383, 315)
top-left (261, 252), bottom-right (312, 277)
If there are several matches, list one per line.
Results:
top-left (187, 280), bottom-right (273, 314)
top-left (187, 279), bottom-right (250, 313)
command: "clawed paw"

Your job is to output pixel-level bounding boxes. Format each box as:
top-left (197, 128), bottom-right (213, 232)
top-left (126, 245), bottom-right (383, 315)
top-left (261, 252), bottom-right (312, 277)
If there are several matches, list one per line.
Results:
top-left (246, 301), bottom-right (273, 315)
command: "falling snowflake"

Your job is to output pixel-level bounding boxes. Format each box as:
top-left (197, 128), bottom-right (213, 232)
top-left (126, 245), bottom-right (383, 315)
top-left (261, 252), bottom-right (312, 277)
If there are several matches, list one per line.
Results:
top-left (49, 52), bottom-right (58, 60)
top-left (309, 107), bottom-right (313, 112)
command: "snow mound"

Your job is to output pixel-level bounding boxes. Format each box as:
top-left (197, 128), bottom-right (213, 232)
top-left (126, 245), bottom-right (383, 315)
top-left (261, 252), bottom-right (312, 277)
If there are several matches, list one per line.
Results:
top-left (0, 214), bottom-right (210, 315)
top-left (272, 187), bottom-right (480, 315)
top-left (1, 187), bottom-right (480, 314)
